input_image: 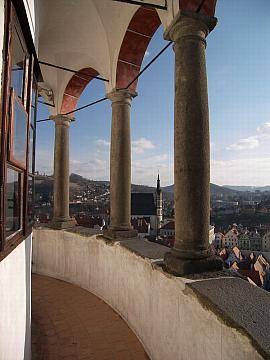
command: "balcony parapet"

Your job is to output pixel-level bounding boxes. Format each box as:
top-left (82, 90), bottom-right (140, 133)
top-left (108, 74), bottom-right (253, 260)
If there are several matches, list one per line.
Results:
top-left (32, 226), bottom-right (270, 360)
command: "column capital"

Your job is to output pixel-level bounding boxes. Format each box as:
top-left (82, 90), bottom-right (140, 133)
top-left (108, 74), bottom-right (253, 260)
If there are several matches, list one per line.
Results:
top-left (50, 114), bottom-right (75, 127)
top-left (106, 88), bottom-right (137, 106)
top-left (164, 10), bottom-right (217, 44)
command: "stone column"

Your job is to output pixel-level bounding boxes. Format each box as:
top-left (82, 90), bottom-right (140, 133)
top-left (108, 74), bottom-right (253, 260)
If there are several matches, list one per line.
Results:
top-left (103, 89), bottom-right (137, 240)
top-left (50, 114), bottom-right (76, 229)
top-left (164, 11), bottom-right (222, 275)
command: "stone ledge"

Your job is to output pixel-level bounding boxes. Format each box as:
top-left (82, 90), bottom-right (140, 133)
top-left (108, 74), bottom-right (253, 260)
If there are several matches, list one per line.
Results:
top-left (120, 238), bottom-right (168, 260)
top-left (188, 278), bottom-right (270, 359)
top-left (33, 227), bottom-right (269, 360)
top-left (48, 218), bottom-right (77, 229)
top-left (103, 228), bottom-right (138, 240)
top-left (65, 226), bottom-right (102, 237)
top-left (34, 224), bottom-right (169, 260)
top-left (34, 224), bottom-right (102, 237)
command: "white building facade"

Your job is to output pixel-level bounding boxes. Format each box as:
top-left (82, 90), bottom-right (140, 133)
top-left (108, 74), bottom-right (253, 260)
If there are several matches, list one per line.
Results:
top-left (262, 232), bottom-right (270, 252)
top-left (223, 229), bottom-right (239, 249)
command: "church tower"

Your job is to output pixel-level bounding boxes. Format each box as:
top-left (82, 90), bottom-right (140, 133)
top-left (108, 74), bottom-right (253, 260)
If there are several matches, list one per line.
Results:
top-left (156, 172), bottom-right (163, 233)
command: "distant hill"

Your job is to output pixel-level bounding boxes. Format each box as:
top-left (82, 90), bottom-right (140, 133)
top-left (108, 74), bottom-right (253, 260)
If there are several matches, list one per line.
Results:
top-left (162, 183), bottom-right (239, 195)
top-left (34, 173), bottom-right (239, 202)
top-left (69, 173), bottom-right (109, 186)
top-left (210, 183), bottom-right (240, 195)
top-left (224, 185), bottom-right (270, 192)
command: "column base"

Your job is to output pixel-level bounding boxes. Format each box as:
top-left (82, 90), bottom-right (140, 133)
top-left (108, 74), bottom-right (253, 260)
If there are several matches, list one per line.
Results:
top-left (49, 218), bottom-right (77, 230)
top-left (164, 251), bottom-right (223, 276)
top-left (103, 228), bottom-right (138, 240)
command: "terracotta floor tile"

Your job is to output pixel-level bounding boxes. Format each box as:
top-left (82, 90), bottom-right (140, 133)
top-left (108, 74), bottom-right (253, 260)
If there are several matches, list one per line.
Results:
top-left (114, 350), bottom-right (133, 360)
top-left (32, 274), bottom-right (146, 360)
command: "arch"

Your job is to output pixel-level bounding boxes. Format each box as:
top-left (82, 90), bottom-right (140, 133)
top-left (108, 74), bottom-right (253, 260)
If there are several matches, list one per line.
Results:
top-left (60, 67), bottom-right (99, 116)
top-left (115, 6), bottom-right (161, 92)
top-left (115, 1), bottom-right (217, 92)
top-left (179, 0), bottom-right (217, 17)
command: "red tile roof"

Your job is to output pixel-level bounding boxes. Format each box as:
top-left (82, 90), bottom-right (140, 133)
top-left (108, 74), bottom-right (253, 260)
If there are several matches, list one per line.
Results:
top-left (161, 221), bottom-right (175, 230)
top-left (239, 270), bottom-right (262, 287)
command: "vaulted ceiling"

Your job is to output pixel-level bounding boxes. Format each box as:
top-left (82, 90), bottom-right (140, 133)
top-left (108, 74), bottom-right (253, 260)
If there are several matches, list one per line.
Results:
top-left (36, 0), bottom-right (217, 115)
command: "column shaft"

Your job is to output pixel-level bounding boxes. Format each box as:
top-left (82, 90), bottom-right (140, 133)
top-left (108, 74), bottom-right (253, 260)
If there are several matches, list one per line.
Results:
top-left (103, 89), bottom-right (137, 239)
top-left (164, 11), bottom-right (222, 274)
top-left (50, 115), bottom-right (75, 229)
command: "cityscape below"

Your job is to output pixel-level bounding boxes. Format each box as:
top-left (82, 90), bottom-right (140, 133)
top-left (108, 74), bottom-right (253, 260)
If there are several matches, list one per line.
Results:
top-left (33, 171), bottom-right (270, 293)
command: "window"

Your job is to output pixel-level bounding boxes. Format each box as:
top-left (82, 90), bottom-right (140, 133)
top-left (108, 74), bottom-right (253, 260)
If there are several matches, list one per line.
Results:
top-left (9, 89), bottom-right (28, 167)
top-left (5, 167), bottom-right (22, 238)
top-left (27, 78), bottom-right (37, 227)
top-left (0, 1), bottom-right (39, 255)
top-left (10, 24), bottom-right (27, 103)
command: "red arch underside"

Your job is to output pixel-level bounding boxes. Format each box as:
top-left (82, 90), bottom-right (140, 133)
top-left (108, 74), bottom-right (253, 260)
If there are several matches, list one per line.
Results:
top-left (179, 0), bottom-right (217, 17)
top-left (61, 67), bottom-right (99, 116)
top-left (116, 6), bottom-right (161, 92)
top-left (116, 1), bottom-right (216, 92)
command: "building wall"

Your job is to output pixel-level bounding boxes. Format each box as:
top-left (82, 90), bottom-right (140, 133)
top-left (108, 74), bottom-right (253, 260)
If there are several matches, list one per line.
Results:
top-left (0, 2), bottom-right (34, 358)
top-left (223, 230), bottom-right (239, 248)
top-left (209, 226), bottom-right (215, 244)
top-left (33, 228), bottom-right (263, 360)
top-left (0, 235), bottom-right (32, 360)
top-left (214, 233), bottom-right (223, 248)
top-left (250, 233), bottom-right (262, 251)
top-left (262, 233), bottom-right (270, 252)
top-left (238, 234), bottom-right (250, 250)
top-left (131, 215), bottom-right (156, 233)
top-left (160, 228), bottom-right (175, 237)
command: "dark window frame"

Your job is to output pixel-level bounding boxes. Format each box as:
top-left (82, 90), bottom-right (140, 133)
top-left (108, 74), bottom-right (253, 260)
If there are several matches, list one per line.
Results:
top-left (5, 164), bottom-right (23, 245)
top-left (8, 88), bottom-right (28, 169)
top-left (0, 0), bottom-right (38, 259)
top-left (10, 17), bottom-right (29, 107)
top-left (26, 70), bottom-right (37, 229)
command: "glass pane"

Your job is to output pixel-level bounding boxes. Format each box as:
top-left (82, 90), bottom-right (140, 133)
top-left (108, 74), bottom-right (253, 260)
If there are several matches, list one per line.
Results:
top-left (12, 95), bottom-right (27, 166)
top-left (28, 126), bottom-right (33, 173)
top-left (27, 175), bottom-right (34, 225)
top-left (6, 168), bottom-right (21, 238)
top-left (11, 26), bottom-right (26, 101)
top-left (31, 81), bottom-right (37, 126)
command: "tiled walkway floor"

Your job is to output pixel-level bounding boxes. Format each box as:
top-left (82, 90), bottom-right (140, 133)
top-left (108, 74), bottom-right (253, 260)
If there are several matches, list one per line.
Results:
top-left (32, 274), bottom-right (149, 360)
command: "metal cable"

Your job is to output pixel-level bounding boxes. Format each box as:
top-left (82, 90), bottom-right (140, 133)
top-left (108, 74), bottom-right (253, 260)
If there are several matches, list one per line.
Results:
top-left (124, 41), bottom-right (172, 90)
top-left (38, 61), bottom-right (109, 82)
top-left (37, 41), bottom-right (173, 123)
top-left (36, 97), bottom-right (108, 122)
top-left (112, 0), bottom-right (167, 10)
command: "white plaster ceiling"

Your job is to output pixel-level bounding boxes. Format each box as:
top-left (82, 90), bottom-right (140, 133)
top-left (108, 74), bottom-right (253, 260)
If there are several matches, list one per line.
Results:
top-left (36, 0), bottom-right (179, 114)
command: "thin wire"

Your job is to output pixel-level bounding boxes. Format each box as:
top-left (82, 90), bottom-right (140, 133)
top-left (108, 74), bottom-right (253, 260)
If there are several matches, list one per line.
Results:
top-left (37, 118), bottom-right (51, 123)
top-left (39, 61), bottom-right (109, 82)
top-left (124, 41), bottom-right (172, 90)
top-left (112, 0), bottom-right (167, 10)
top-left (64, 97), bottom-right (107, 116)
top-left (37, 41), bottom-right (173, 123)
top-left (37, 100), bottom-right (55, 108)
top-left (36, 97), bottom-right (108, 122)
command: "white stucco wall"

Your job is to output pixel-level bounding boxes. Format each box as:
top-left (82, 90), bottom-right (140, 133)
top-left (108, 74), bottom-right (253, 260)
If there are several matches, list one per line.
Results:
top-left (0, 235), bottom-right (32, 360)
top-left (32, 228), bottom-right (263, 360)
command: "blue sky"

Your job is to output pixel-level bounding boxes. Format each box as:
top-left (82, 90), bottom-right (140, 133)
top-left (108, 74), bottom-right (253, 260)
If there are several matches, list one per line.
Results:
top-left (36, 0), bottom-right (270, 187)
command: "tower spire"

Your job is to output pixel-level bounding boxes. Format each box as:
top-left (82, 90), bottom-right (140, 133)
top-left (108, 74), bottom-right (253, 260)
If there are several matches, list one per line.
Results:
top-left (155, 172), bottom-right (162, 235)
top-left (157, 171), bottom-right (160, 193)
